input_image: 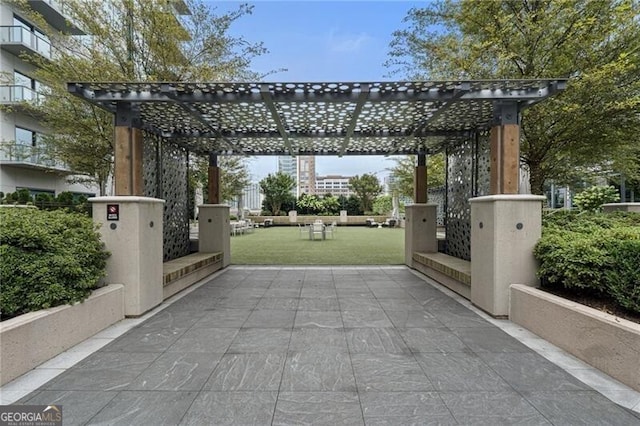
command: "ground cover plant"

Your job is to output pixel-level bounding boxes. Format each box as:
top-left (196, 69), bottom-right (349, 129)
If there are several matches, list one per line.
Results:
top-left (535, 210), bottom-right (640, 316)
top-left (0, 208), bottom-right (109, 320)
top-left (231, 226), bottom-right (404, 265)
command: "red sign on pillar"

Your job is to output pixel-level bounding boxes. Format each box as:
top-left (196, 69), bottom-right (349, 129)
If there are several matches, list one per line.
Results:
top-left (107, 204), bottom-right (120, 221)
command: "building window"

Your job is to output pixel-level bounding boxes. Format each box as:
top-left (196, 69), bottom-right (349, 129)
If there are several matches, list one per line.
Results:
top-left (15, 127), bottom-right (37, 147)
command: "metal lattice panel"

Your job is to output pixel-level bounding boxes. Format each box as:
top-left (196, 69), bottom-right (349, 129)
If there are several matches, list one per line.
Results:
top-left (427, 187), bottom-right (446, 227)
top-left (68, 79), bottom-right (566, 156)
top-left (143, 132), bottom-right (190, 261)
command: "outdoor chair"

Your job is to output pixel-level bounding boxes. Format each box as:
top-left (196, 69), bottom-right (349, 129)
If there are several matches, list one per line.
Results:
top-left (298, 223), bottom-right (308, 239)
top-left (311, 222), bottom-right (325, 240)
top-left (325, 223), bottom-right (336, 239)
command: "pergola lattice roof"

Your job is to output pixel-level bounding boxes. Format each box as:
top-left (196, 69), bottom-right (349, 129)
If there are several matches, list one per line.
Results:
top-left (68, 80), bottom-right (567, 156)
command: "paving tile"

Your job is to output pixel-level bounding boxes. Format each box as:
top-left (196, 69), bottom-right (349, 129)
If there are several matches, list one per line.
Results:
top-left (227, 328), bottom-right (292, 353)
top-left (360, 391), bottom-right (455, 424)
top-left (273, 392), bottom-right (363, 426)
top-left (180, 392), bottom-right (277, 426)
top-left (385, 310), bottom-right (444, 328)
top-left (137, 310), bottom-right (205, 330)
top-left (298, 297), bottom-right (340, 311)
top-left (351, 353), bottom-right (433, 392)
top-left (450, 327), bottom-right (531, 353)
top-left (370, 288), bottom-right (412, 299)
top-left (522, 390), bottom-right (640, 425)
top-left (334, 280), bottom-right (369, 289)
top-left (255, 297), bottom-right (299, 310)
top-left (289, 328), bottom-right (349, 352)
top-left (167, 328), bottom-right (239, 353)
top-left (335, 288), bottom-right (374, 298)
top-left (100, 327), bottom-right (183, 353)
top-left (213, 296), bottom-right (261, 309)
top-left (345, 327), bottom-right (409, 354)
top-left (294, 311), bottom-right (344, 329)
top-left (428, 307), bottom-right (490, 328)
top-left (440, 391), bottom-right (551, 425)
top-left (190, 309), bottom-right (251, 328)
top-left (415, 352), bottom-right (512, 391)
top-left (128, 352), bottom-right (223, 391)
top-left (341, 309), bottom-right (393, 328)
top-left (338, 297), bottom-right (382, 311)
top-left (88, 390), bottom-right (197, 425)
top-left (399, 328), bottom-right (468, 353)
top-left (263, 288), bottom-right (301, 298)
top-left (282, 352), bottom-right (356, 391)
top-left (204, 353), bottom-right (286, 391)
top-left (21, 390), bottom-right (118, 426)
top-left (477, 352), bottom-right (592, 391)
top-left (300, 288), bottom-right (337, 298)
top-left (377, 298), bottom-right (425, 312)
top-left (225, 288), bottom-right (268, 298)
top-left (243, 309), bottom-right (296, 328)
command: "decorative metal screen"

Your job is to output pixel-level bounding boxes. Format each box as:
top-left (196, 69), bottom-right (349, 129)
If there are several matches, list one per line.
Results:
top-left (444, 132), bottom-right (490, 260)
top-left (143, 132), bottom-right (190, 261)
top-left (427, 187), bottom-right (446, 226)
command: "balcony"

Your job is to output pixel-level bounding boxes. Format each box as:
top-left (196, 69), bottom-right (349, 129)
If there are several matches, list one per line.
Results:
top-left (0, 143), bottom-right (68, 172)
top-left (27, 0), bottom-right (86, 35)
top-left (0, 26), bottom-right (51, 59)
top-left (0, 85), bottom-right (44, 112)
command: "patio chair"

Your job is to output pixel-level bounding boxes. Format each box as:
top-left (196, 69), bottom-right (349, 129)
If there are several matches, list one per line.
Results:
top-left (325, 222), bottom-right (336, 239)
top-left (311, 222), bottom-right (325, 240)
top-left (298, 223), bottom-right (308, 239)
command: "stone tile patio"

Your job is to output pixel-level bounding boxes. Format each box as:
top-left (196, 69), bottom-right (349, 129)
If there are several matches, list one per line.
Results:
top-left (11, 266), bottom-right (640, 425)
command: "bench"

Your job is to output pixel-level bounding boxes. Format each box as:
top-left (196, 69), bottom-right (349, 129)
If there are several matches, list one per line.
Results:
top-left (412, 252), bottom-right (471, 299)
top-left (163, 252), bottom-right (223, 299)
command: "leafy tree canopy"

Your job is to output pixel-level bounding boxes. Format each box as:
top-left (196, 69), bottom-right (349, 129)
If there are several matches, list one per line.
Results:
top-left (259, 172), bottom-right (296, 216)
top-left (349, 173), bottom-right (383, 213)
top-left (10, 0), bottom-right (270, 193)
top-left (387, 153), bottom-right (445, 200)
top-left (387, 0), bottom-right (640, 194)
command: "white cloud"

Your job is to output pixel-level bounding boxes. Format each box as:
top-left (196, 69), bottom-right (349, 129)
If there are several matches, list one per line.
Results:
top-left (326, 29), bottom-right (372, 53)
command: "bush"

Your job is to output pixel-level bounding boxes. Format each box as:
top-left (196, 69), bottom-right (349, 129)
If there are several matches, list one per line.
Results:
top-left (0, 208), bottom-right (110, 320)
top-left (535, 211), bottom-right (640, 314)
top-left (573, 185), bottom-right (620, 213)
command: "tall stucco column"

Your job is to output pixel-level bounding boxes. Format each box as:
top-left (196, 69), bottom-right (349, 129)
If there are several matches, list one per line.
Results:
top-left (198, 204), bottom-right (230, 267)
top-left (404, 203), bottom-right (438, 266)
top-left (470, 195), bottom-right (545, 317)
top-left (90, 196), bottom-right (164, 317)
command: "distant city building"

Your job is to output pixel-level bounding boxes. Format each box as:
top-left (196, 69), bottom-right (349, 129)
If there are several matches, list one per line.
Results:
top-left (315, 175), bottom-right (354, 197)
top-left (243, 182), bottom-right (263, 210)
top-left (297, 156), bottom-right (316, 196)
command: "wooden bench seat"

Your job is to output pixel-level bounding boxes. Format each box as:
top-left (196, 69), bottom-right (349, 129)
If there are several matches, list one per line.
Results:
top-left (163, 252), bottom-right (223, 299)
top-left (412, 252), bottom-right (471, 299)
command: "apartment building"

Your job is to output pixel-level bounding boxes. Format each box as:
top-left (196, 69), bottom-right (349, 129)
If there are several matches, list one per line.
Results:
top-left (0, 1), bottom-right (99, 198)
top-left (315, 175), bottom-right (354, 197)
top-left (278, 155), bottom-right (317, 197)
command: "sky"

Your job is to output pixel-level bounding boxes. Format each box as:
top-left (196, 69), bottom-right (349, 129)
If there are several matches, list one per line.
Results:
top-left (206, 0), bottom-right (425, 182)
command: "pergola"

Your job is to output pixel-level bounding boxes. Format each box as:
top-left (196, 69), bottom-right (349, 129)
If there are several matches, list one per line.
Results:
top-left (68, 79), bottom-right (566, 201)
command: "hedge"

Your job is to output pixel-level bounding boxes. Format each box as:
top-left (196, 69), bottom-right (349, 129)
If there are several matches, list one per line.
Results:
top-left (0, 208), bottom-right (109, 320)
top-left (535, 211), bottom-right (640, 314)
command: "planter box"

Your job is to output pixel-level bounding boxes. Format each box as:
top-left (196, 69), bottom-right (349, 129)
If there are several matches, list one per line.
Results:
top-left (510, 284), bottom-right (640, 391)
top-left (0, 284), bottom-right (124, 385)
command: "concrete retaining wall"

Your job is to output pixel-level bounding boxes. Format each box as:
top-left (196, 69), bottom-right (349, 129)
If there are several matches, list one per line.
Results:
top-left (0, 284), bottom-right (125, 385)
top-left (251, 215), bottom-right (391, 226)
top-left (510, 284), bottom-right (640, 391)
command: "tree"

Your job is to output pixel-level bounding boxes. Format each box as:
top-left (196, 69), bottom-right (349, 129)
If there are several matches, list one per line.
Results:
top-left (297, 193), bottom-right (323, 215)
top-left (372, 195), bottom-right (393, 215)
top-left (259, 172), bottom-right (296, 216)
top-left (349, 174), bottom-right (383, 213)
top-left (388, 154), bottom-right (446, 200)
top-left (387, 1), bottom-right (640, 194)
top-left (321, 194), bottom-right (341, 215)
top-left (344, 195), bottom-right (362, 216)
top-left (13, 0), bottom-right (269, 193)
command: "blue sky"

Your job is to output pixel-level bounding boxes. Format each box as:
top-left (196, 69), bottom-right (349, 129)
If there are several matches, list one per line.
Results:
top-left (208, 1), bottom-right (424, 181)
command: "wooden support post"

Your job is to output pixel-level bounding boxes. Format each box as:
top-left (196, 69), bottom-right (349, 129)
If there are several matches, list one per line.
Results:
top-left (414, 154), bottom-right (427, 203)
top-left (490, 103), bottom-right (520, 195)
top-left (208, 153), bottom-right (220, 204)
top-left (114, 126), bottom-right (143, 196)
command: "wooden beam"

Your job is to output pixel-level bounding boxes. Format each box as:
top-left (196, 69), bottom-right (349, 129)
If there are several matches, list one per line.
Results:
top-left (114, 126), bottom-right (143, 196)
top-left (208, 166), bottom-right (220, 204)
top-left (414, 164), bottom-right (428, 203)
top-left (489, 123), bottom-right (520, 194)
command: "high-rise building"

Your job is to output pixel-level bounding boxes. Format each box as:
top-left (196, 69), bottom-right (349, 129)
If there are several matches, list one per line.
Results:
top-left (243, 182), bottom-right (263, 211)
top-left (0, 1), bottom-right (99, 198)
top-left (297, 155), bottom-right (315, 196)
top-left (315, 175), bottom-right (354, 197)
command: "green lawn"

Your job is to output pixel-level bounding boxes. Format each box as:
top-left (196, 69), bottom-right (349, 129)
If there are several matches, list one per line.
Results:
top-left (230, 226), bottom-right (404, 265)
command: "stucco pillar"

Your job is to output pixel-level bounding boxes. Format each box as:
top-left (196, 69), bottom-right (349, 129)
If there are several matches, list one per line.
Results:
top-left (90, 196), bottom-right (164, 316)
top-left (208, 153), bottom-right (221, 204)
top-left (404, 203), bottom-right (438, 266)
top-left (414, 154), bottom-right (427, 203)
top-left (470, 195), bottom-right (545, 317)
top-left (198, 204), bottom-right (230, 267)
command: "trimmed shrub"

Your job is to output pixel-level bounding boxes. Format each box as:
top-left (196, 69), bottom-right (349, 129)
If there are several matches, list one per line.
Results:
top-left (535, 211), bottom-right (640, 314)
top-left (0, 208), bottom-right (110, 320)
top-left (573, 185), bottom-right (620, 213)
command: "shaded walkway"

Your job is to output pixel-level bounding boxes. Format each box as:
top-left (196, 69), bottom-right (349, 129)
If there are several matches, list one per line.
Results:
top-left (17, 267), bottom-right (640, 425)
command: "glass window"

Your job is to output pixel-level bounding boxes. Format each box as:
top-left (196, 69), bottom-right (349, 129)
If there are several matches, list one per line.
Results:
top-left (15, 127), bottom-right (36, 146)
